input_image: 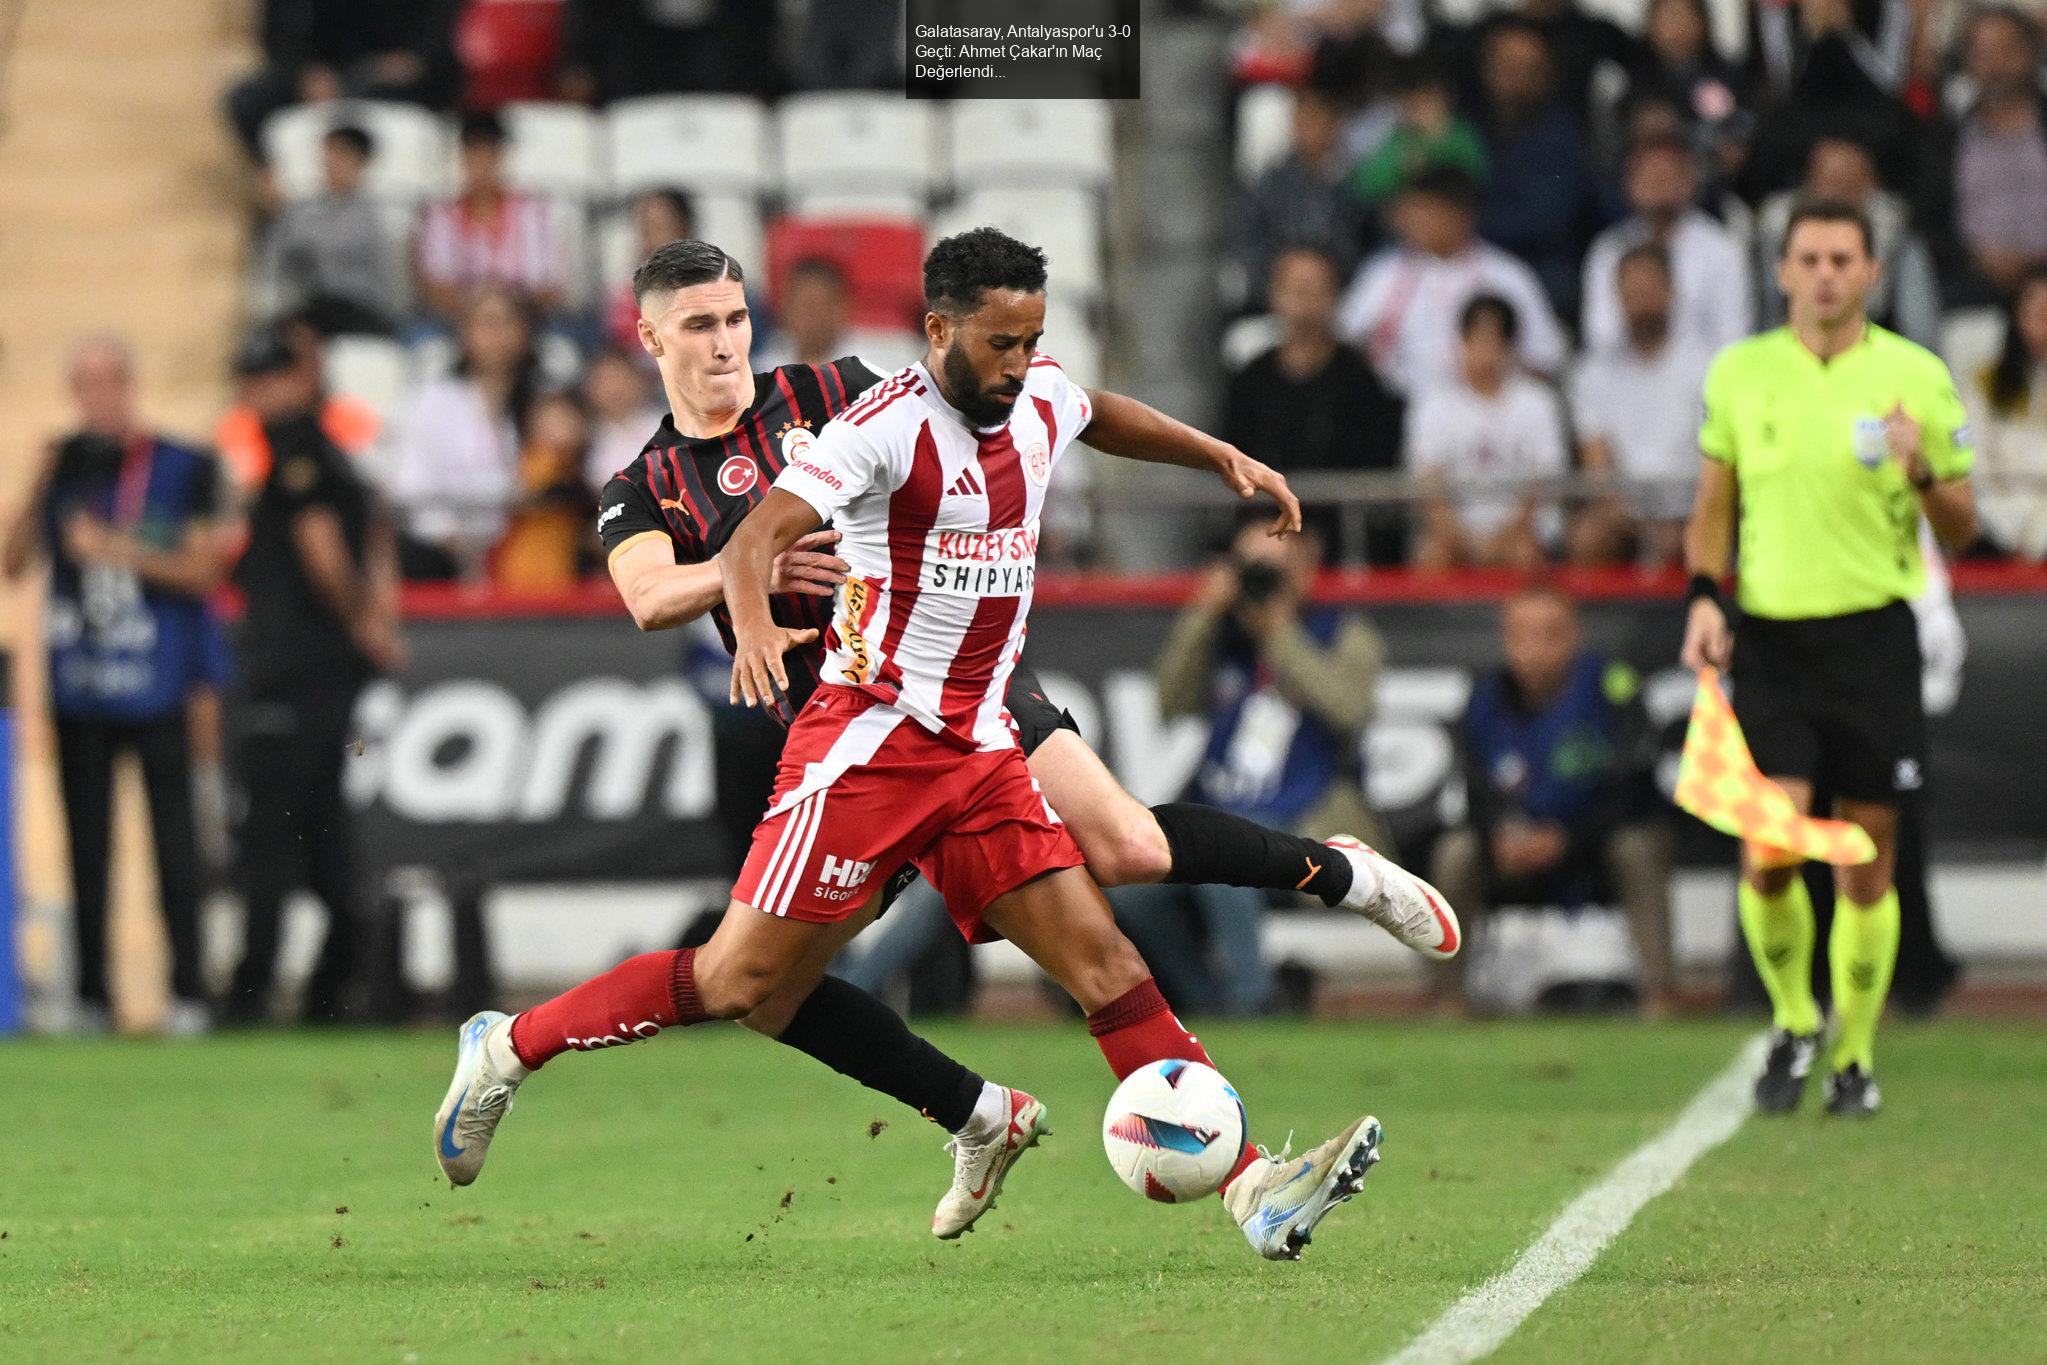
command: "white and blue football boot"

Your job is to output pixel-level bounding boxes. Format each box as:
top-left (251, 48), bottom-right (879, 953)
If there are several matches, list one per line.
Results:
top-left (1223, 1115), bottom-right (1383, 1261)
top-left (433, 1010), bottom-right (528, 1186)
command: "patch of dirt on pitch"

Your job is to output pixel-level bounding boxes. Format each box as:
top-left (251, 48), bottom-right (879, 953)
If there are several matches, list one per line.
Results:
top-left (867, 1119), bottom-right (888, 1138)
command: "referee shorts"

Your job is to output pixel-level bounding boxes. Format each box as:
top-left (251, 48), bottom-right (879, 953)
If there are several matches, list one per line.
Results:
top-left (1730, 600), bottom-right (1925, 805)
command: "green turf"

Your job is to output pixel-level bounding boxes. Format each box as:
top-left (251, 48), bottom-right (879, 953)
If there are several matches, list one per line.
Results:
top-left (0, 1017), bottom-right (2041, 1363)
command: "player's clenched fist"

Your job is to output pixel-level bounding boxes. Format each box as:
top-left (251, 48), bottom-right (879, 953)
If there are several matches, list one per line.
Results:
top-left (1680, 596), bottom-right (1732, 672)
top-left (730, 625), bottom-right (819, 717)
top-left (770, 529), bottom-right (849, 598)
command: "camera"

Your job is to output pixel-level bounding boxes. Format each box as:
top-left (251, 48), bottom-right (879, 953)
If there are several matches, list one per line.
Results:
top-left (1234, 558), bottom-right (1286, 606)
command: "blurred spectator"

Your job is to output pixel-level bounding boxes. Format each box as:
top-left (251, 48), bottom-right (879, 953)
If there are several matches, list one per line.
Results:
top-left (755, 259), bottom-right (854, 370)
top-left (581, 345), bottom-right (661, 491)
top-left (1227, 247), bottom-right (1404, 560)
top-left (222, 326), bottom-right (404, 1025)
top-left (260, 124), bottom-right (405, 336)
top-left (1757, 136), bottom-right (1940, 345)
top-left (557, 0), bottom-right (778, 104)
top-left (1230, 0), bottom-right (1426, 89)
top-left (1228, 87), bottom-right (1371, 313)
top-left (1349, 56), bottom-right (1489, 207)
top-left (1338, 167), bottom-right (1565, 396)
top-left (395, 286), bottom-right (540, 580)
top-left (1119, 520), bottom-right (1386, 1015)
top-left (223, 0), bottom-right (460, 167)
top-left (1580, 134), bottom-right (1751, 353)
top-left (1616, 0), bottom-right (1750, 163)
top-left (414, 111), bottom-right (569, 321)
top-left (216, 317), bottom-right (383, 494)
top-left (455, 0), bottom-right (567, 109)
top-left (1471, 19), bottom-right (1611, 319)
top-left (1753, 0), bottom-right (1913, 104)
top-left (787, 0), bottom-right (899, 90)
top-left (1951, 8), bottom-right (2047, 301)
top-left (1567, 245), bottom-right (1715, 566)
top-left (1463, 0), bottom-right (1642, 131)
top-left (1428, 586), bottom-right (1672, 1014)
top-left (1406, 294), bottom-right (1567, 571)
top-left (2, 338), bottom-right (229, 1035)
top-left (604, 188), bottom-right (695, 353)
top-left (496, 389), bottom-right (592, 589)
top-left (1963, 264), bottom-right (2047, 559)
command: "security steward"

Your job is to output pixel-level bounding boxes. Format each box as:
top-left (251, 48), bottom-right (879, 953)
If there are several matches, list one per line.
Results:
top-left (1681, 199), bottom-right (1977, 1118)
top-left (221, 325), bottom-right (405, 1024)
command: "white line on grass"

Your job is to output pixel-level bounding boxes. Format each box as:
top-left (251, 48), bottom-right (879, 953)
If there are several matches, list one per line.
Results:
top-left (1383, 1032), bottom-right (1769, 1365)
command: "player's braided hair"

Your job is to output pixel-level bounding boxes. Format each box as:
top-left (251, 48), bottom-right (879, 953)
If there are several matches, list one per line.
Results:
top-left (923, 227), bottom-right (1048, 317)
top-left (633, 238), bottom-right (743, 303)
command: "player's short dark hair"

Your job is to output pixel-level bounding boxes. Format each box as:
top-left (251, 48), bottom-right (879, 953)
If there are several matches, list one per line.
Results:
top-left (459, 110), bottom-right (508, 147)
top-left (1617, 241), bottom-right (1673, 282)
top-left (633, 238), bottom-right (744, 304)
top-left (924, 227), bottom-right (1049, 317)
top-left (1400, 165), bottom-right (1482, 213)
top-left (324, 124), bottom-right (373, 160)
top-left (1459, 292), bottom-right (1519, 342)
top-left (787, 256), bottom-right (848, 291)
top-left (1782, 196), bottom-right (1874, 259)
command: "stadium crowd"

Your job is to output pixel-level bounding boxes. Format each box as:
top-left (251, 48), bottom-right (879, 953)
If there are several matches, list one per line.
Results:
top-left (10, 0), bottom-right (2027, 1030)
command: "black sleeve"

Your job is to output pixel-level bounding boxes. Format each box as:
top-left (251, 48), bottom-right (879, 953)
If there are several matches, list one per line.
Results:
top-left (828, 355), bottom-right (887, 402)
top-left (1456, 688), bottom-right (1508, 838)
top-left (597, 473), bottom-right (676, 558)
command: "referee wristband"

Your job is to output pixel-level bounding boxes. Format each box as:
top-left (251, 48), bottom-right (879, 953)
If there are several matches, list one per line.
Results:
top-left (1686, 573), bottom-right (1725, 613)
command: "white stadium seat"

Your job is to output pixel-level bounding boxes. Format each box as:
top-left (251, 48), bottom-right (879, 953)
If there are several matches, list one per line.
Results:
top-left (778, 93), bottom-right (941, 204)
top-left (605, 95), bottom-right (773, 197)
top-left (1221, 313), bottom-right (1280, 372)
top-left (501, 102), bottom-right (607, 202)
top-left (948, 99), bottom-right (1113, 190)
top-left (843, 327), bottom-right (927, 373)
top-left (1235, 84), bottom-right (1295, 184)
top-left (951, 186), bottom-right (1105, 306)
top-left (785, 189), bottom-right (930, 220)
top-left (322, 335), bottom-right (411, 425)
top-left (264, 101), bottom-right (454, 203)
top-left (548, 197), bottom-right (595, 313)
top-left (1940, 307), bottom-right (2004, 385)
top-left (595, 192), bottom-right (764, 298)
top-left (1038, 300), bottom-right (1102, 388)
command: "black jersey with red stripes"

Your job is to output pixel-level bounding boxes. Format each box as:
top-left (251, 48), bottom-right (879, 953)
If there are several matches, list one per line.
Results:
top-left (597, 357), bottom-right (885, 705)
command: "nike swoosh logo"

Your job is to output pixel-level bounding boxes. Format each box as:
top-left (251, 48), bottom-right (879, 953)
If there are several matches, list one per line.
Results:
top-left (1423, 886), bottom-right (1459, 954)
top-left (439, 1089), bottom-right (468, 1160)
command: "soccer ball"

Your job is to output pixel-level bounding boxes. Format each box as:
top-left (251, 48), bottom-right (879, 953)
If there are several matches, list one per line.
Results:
top-left (1101, 1059), bottom-right (1248, 1203)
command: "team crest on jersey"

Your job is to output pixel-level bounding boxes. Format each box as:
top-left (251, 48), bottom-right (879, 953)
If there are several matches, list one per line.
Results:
top-left (1023, 440), bottom-right (1050, 486)
top-left (718, 454), bottom-right (758, 496)
top-left (779, 422), bottom-right (816, 462)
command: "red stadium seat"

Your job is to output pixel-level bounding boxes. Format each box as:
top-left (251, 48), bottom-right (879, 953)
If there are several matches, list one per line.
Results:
top-left (765, 217), bottom-right (927, 331)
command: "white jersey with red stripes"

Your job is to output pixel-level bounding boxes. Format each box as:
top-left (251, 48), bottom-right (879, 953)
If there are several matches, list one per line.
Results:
top-left (771, 354), bottom-right (1092, 750)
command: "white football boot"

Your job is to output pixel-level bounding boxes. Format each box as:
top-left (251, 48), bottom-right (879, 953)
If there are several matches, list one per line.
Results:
top-left (1327, 836), bottom-right (1461, 959)
top-left (1223, 1115), bottom-right (1383, 1261)
top-left (434, 1010), bottom-right (529, 1186)
top-left (932, 1088), bottom-right (1050, 1239)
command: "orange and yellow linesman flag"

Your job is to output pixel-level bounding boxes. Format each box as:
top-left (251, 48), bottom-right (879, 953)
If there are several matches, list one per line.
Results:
top-left (1674, 668), bottom-right (1876, 869)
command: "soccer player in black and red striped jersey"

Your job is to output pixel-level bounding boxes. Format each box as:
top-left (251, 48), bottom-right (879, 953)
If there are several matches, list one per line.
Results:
top-left (435, 238), bottom-right (1456, 1250)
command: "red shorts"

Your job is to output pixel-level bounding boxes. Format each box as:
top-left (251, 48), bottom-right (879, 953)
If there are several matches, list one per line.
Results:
top-left (733, 687), bottom-right (1085, 943)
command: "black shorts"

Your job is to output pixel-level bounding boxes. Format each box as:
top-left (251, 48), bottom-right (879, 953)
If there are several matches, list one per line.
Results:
top-left (1730, 600), bottom-right (1924, 805)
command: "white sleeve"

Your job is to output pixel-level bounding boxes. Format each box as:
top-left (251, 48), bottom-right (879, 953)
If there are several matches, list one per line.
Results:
top-left (772, 414), bottom-right (902, 524)
top-left (1528, 385), bottom-right (1570, 473)
top-left (1035, 355), bottom-right (1094, 437)
top-left (1507, 265), bottom-right (1567, 375)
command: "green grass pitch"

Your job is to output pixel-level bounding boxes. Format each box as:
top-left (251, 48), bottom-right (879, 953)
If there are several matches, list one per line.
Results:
top-left (3, 1017), bottom-right (2043, 1362)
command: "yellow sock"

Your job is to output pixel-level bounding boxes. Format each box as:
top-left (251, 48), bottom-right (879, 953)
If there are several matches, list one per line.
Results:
top-left (1828, 888), bottom-right (1901, 1074)
top-left (1738, 877), bottom-right (1821, 1036)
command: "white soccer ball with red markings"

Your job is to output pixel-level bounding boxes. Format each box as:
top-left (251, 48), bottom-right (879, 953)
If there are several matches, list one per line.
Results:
top-left (1101, 1059), bottom-right (1247, 1204)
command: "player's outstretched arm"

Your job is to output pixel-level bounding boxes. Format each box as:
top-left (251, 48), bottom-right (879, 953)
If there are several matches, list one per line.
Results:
top-left (1083, 387), bottom-right (1303, 536)
top-left (610, 530), bottom-right (848, 633)
top-left (720, 487), bottom-right (825, 715)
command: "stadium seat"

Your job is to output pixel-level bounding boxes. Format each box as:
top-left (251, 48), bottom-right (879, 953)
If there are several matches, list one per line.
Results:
top-left (1234, 84), bottom-right (1295, 184)
top-left (549, 197), bottom-right (595, 313)
top-left (843, 327), bottom-right (927, 373)
top-left (605, 95), bottom-right (773, 198)
top-left (948, 99), bottom-right (1113, 191)
top-left (943, 187), bottom-right (1104, 306)
top-left (786, 189), bottom-right (930, 221)
top-left (263, 100), bottom-right (455, 202)
top-left (322, 335), bottom-right (411, 426)
top-left (766, 217), bottom-right (926, 330)
top-left (777, 93), bottom-right (941, 205)
top-left (501, 102), bottom-right (606, 202)
top-left (1221, 313), bottom-right (1280, 371)
top-left (596, 194), bottom-right (766, 292)
top-left (1940, 307), bottom-right (2004, 384)
top-left (1039, 300), bottom-right (1102, 387)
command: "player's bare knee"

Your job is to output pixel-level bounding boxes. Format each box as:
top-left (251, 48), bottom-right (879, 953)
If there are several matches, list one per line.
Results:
top-left (1084, 814), bottom-right (1172, 887)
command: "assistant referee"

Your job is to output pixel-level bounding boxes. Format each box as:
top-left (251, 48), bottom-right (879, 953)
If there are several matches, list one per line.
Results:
top-left (1681, 198), bottom-right (1977, 1118)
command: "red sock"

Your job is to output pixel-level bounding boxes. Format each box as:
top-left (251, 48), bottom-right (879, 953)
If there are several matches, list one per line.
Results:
top-left (508, 948), bottom-right (707, 1070)
top-left (1086, 978), bottom-right (1262, 1191)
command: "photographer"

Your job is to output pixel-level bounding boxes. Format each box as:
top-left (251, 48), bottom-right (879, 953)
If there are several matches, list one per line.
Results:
top-left (1112, 520), bottom-right (1386, 1015)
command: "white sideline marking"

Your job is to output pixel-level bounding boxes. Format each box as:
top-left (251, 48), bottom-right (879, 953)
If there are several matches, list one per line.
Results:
top-left (1383, 1033), bottom-right (1768, 1365)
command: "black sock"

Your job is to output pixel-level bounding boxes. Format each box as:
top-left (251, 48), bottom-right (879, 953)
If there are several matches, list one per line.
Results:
top-left (774, 976), bottom-right (985, 1132)
top-left (1150, 802), bottom-right (1354, 907)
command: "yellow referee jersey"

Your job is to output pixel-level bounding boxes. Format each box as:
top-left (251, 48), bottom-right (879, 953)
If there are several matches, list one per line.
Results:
top-left (1698, 325), bottom-right (1973, 620)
